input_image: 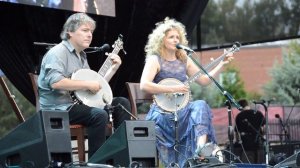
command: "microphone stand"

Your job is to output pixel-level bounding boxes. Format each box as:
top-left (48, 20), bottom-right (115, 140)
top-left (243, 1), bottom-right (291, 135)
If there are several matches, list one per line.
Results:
top-left (174, 95), bottom-right (180, 167)
top-left (253, 102), bottom-right (269, 165)
top-left (243, 119), bottom-right (266, 143)
top-left (105, 103), bottom-right (139, 120)
top-left (117, 103), bottom-right (139, 120)
top-left (104, 103), bottom-right (139, 134)
top-left (104, 104), bottom-right (115, 134)
top-left (187, 51), bottom-right (242, 164)
top-left (169, 94), bottom-right (180, 168)
top-left (225, 100), bottom-right (235, 163)
top-left (282, 89), bottom-right (299, 143)
top-left (276, 115), bottom-right (290, 144)
top-left (278, 91), bottom-right (299, 156)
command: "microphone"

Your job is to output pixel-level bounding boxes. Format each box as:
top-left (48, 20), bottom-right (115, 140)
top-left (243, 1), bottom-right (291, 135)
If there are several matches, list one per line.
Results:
top-left (252, 100), bottom-right (266, 104)
top-left (89, 43), bottom-right (110, 52)
top-left (176, 44), bottom-right (193, 52)
top-left (275, 114), bottom-right (284, 128)
top-left (275, 114), bottom-right (281, 119)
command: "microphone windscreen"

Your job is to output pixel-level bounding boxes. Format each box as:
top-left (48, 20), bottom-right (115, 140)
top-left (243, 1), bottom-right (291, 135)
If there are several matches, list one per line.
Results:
top-left (101, 43), bottom-right (110, 50)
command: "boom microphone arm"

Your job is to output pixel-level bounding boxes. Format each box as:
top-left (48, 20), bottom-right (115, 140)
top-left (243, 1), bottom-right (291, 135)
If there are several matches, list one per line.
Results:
top-left (185, 45), bottom-right (242, 163)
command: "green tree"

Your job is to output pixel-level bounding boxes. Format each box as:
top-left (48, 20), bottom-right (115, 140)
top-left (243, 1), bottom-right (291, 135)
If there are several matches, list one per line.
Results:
top-left (191, 65), bottom-right (249, 108)
top-left (215, 66), bottom-right (247, 107)
top-left (190, 82), bottom-right (220, 107)
top-left (263, 40), bottom-right (300, 105)
top-left (0, 77), bottom-right (35, 138)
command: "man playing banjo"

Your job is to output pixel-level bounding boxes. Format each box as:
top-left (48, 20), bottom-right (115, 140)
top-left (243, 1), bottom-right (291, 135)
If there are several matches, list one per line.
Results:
top-left (38, 13), bottom-right (131, 158)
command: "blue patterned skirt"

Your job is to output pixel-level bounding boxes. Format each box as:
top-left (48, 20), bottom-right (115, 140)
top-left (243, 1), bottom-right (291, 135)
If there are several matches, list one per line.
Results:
top-left (145, 100), bottom-right (217, 167)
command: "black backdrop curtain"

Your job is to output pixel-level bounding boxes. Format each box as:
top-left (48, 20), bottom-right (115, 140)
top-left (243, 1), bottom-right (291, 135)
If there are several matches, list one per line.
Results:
top-left (0, 0), bottom-right (208, 106)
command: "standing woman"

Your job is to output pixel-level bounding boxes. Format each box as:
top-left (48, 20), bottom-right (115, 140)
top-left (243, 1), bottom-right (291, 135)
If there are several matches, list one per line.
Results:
top-left (140, 18), bottom-right (234, 167)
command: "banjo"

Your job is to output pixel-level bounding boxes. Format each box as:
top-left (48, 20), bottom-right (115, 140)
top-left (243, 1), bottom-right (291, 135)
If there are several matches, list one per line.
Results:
top-left (153, 42), bottom-right (241, 112)
top-left (71, 35), bottom-right (124, 108)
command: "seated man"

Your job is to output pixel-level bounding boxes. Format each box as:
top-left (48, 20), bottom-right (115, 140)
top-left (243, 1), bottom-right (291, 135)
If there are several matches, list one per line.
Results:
top-left (38, 13), bottom-right (131, 158)
top-left (235, 99), bottom-right (265, 164)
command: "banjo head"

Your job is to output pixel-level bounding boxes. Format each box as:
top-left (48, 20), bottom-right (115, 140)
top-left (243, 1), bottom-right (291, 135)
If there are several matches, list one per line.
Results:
top-left (153, 78), bottom-right (190, 112)
top-left (71, 69), bottom-right (113, 108)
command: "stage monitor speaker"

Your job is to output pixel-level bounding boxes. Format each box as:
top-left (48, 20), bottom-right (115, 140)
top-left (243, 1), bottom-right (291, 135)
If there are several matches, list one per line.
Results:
top-left (270, 143), bottom-right (297, 158)
top-left (88, 120), bottom-right (157, 167)
top-left (0, 110), bottom-right (72, 167)
top-left (224, 144), bottom-right (265, 164)
top-left (273, 152), bottom-right (300, 168)
top-left (269, 143), bottom-right (300, 165)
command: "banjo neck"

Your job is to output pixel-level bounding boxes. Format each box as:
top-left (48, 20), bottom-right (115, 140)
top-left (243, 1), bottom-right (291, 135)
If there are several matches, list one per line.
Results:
top-left (98, 34), bottom-right (124, 77)
top-left (184, 42), bottom-right (240, 86)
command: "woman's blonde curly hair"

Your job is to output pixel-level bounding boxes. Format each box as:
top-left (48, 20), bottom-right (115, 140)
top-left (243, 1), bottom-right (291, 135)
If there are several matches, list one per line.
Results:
top-left (144, 17), bottom-right (188, 62)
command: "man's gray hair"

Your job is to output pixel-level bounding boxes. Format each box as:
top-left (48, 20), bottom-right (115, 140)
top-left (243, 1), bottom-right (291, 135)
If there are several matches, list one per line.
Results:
top-left (60, 13), bottom-right (96, 40)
